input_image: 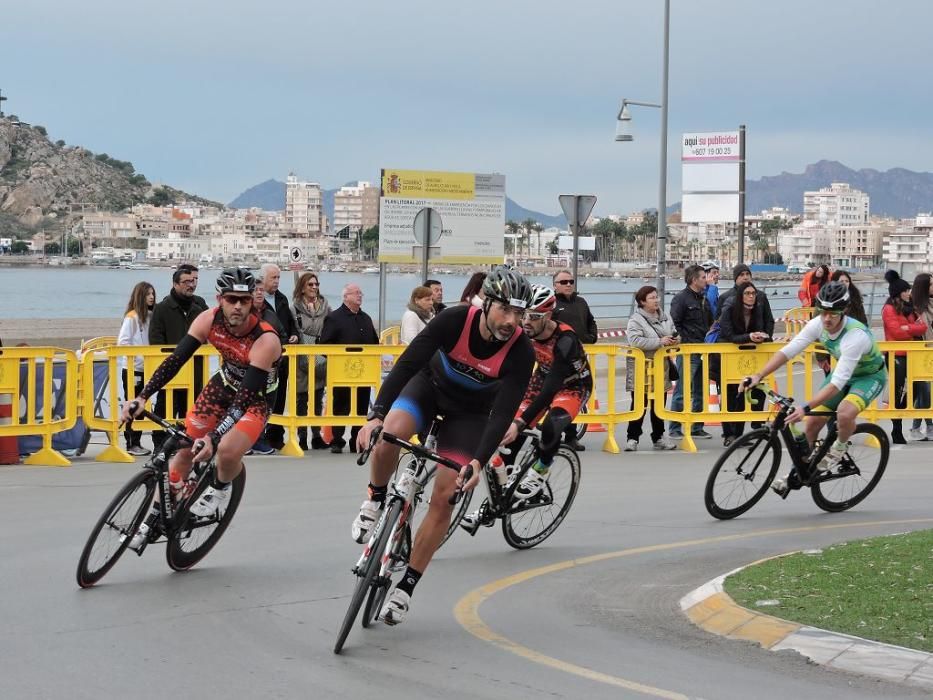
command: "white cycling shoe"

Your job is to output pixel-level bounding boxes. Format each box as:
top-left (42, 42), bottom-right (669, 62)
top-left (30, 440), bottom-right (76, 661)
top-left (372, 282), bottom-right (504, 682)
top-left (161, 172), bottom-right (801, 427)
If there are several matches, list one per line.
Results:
top-left (352, 499), bottom-right (382, 544)
top-left (513, 468), bottom-right (548, 501)
top-left (380, 588), bottom-right (410, 626)
top-left (189, 485), bottom-right (230, 518)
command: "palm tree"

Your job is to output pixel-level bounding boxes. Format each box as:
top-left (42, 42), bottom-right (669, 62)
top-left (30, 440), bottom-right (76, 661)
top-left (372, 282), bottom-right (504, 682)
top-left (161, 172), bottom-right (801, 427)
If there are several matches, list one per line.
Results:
top-left (506, 220), bottom-right (520, 262)
top-left (521, 218), bottom-right (536, 260)
top-left (532, 223), bottom-right (544, 256)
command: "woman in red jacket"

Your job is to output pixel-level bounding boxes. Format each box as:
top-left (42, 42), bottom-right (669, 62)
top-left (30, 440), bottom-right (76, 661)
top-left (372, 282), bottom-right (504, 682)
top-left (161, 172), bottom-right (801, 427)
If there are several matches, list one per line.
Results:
top-left (882, 270), bottom-right (927, 444)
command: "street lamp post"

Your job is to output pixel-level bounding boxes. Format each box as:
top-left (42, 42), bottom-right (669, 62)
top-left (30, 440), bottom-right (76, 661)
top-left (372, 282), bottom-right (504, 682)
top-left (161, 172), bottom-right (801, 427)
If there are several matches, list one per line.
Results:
top-left (615, 0), bottom-right (671, 305)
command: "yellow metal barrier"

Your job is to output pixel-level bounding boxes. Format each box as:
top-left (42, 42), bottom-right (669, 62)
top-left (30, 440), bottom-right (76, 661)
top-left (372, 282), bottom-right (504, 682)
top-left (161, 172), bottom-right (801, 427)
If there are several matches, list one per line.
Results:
top-left (81, 345), bottom-right (218, 463)
top-left (0, 346), bottom-right (79, 466)
top-left (380, 326), bottom-right (401, 345)
top-left (780, 306), bottom-right (814, 338)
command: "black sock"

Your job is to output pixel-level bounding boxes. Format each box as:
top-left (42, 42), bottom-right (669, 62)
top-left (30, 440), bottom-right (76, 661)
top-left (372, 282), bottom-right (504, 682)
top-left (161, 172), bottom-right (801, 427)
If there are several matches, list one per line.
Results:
top-left (368, 483), bottom-right (388, 503)
top-left (211, 472), bottom-right (230, 490)
top-left (396, 566), bottom-right (422, 596)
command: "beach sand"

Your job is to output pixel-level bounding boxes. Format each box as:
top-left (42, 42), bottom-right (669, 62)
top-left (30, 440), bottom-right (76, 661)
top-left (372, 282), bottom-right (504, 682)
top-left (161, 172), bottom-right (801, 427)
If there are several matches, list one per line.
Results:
top-left (0, 318), bottom-right (118, 351)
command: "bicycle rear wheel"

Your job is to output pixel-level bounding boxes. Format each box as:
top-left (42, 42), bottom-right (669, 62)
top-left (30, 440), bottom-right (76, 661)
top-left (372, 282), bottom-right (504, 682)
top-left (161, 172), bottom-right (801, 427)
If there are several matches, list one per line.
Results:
top-left (334, 498), bottom-right (402, 654)
top-left (704, 429), bottom-right (780, 520)
top-left (502, 446), bottom-right (581, 549)
top-left (76, 469), bottom-right (156, 588)
top-left (165, 466), bottom-right (246, 571)
top-left (811, 423), bottom-right (889, 512)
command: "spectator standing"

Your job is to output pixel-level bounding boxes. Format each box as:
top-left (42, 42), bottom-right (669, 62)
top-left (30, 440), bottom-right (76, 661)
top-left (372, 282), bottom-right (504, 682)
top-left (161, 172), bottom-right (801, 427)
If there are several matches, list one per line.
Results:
top-left (292, 272), bottom-right (332, 450)
top-left (830, 270), bottom-right (868, 326)
top-left (719, 264), bottom-right (774, 331)
top-left (320, 283), bottom-right (379, 453)
top-left (258, 264), bottom-right (298, 450)
top-left (882, 270), bottom-right (926, 445)
top-left (118, 281), bottom-right (156, 456)
top-left (552, 269), bottom-right (597, 343)
top-left (717, 281), bottom-right (774, 445)
top-left (459, 272), bottom-right (487, 306)
top-left (148, 264), bottom-right (208, 450)
top-left (701, 261), bottom-right (721, 320)
top-left (400, 286), bottom-right (435, 344)
top-left (910, 273), bottom-right (933, 440)
top-left (798, 264), bottom-right (830, 307)
top-left (668, 264), bottom-right (713, 440)
top-left (623, 286), bottom-right (678, 451)
top-left (553, 269), bottom-right (597, 450)
top-left (425, 279), bottom-right (446, 315)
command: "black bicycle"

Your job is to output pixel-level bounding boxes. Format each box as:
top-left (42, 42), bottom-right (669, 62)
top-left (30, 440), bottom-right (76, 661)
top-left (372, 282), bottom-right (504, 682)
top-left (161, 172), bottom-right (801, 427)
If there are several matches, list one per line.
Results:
top-left (333, 425), bottom-right (470, 654)
top-left (76, 409), bottom-right (246, 587)
top-left (704, 385), bottom-right (889, 520)
top-left (452, 428), bottom-right (582, 549)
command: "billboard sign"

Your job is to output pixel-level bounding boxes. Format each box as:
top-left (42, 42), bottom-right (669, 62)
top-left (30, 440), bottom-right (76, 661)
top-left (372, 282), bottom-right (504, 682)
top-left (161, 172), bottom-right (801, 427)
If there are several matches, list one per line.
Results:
top-left (681, 130), bottom-right (743, 223)
top-left (378, 169), bottom-right (505, 264)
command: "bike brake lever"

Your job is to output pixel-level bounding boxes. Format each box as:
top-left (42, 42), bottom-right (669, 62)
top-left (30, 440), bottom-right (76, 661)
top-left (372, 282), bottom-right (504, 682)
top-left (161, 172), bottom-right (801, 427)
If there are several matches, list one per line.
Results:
top-left (449, 464), bottom-right (474, 505)
top-left (356, 426), bottom-right (383, 466)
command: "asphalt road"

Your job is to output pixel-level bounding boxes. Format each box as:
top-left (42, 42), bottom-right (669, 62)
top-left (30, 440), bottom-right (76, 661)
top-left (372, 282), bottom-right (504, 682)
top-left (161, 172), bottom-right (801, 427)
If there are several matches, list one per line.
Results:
top-left (2, 427), bottom-right (931, 700)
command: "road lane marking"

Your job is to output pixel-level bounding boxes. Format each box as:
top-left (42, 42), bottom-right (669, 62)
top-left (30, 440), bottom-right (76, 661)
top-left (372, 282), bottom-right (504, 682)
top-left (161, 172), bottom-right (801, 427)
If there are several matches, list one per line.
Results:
top-left (454, 518), bottom-right (933, 697)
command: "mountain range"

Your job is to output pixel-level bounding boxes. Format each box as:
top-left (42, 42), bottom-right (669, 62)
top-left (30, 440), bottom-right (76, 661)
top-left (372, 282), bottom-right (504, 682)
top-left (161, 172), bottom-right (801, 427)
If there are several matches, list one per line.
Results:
top-left (231, 161), bottom-right (933, 227)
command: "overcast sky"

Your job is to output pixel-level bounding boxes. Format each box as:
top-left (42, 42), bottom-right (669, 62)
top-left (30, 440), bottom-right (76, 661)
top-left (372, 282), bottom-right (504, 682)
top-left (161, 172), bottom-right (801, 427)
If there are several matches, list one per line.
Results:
top-left (3, 0), bottom-right (930, 215)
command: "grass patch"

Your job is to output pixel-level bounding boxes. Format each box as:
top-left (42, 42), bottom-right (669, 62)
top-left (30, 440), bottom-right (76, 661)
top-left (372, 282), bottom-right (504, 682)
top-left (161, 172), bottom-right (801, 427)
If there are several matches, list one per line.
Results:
top-left (724, 529), bottom-right (933, 652)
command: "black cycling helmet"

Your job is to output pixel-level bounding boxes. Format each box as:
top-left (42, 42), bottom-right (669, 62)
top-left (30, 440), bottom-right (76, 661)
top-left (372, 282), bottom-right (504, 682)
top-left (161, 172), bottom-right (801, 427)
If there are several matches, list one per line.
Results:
top-left (216, 267), bottom-right (256, 295)
top-left (814, 281), bottom-right (849, 312)
top-left (482, 267), bottom-right (533, 309)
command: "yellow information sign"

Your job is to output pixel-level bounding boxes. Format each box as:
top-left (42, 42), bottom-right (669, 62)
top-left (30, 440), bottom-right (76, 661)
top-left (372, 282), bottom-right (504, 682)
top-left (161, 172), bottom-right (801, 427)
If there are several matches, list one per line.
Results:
top-left (381, 169), bottom-right (475, 200)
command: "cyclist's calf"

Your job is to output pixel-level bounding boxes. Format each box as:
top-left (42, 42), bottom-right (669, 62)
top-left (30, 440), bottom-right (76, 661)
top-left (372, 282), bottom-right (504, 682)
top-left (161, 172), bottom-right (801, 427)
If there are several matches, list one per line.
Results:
top-left (215, 430), bottom-right (251, 482)
top-left (540, 408), bottom-right (573, 464)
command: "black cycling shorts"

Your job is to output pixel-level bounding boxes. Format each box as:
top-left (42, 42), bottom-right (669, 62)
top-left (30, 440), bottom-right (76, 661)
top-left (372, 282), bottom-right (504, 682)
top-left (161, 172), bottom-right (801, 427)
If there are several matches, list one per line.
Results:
top-left (389, 371), bottom-right (488, 468)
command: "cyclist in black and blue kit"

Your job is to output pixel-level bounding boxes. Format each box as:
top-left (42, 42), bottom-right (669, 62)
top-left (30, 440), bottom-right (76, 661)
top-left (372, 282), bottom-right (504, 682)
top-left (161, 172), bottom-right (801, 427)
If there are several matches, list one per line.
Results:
top-left (354, 268), bottom-right (535, 626)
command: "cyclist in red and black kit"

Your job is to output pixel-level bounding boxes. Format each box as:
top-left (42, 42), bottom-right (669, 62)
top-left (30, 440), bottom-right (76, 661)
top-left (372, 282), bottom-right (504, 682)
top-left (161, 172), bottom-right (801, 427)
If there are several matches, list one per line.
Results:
top-left (121, 268), bottom-right (282, 519)
top-left (354, 268), bottom-right (536, 626)
top-left (463, 284), bottom-right (591, 533)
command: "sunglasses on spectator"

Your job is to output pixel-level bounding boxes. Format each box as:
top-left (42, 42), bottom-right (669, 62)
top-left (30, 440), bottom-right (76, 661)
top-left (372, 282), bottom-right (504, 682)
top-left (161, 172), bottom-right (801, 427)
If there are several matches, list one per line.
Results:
top-left (307, 282), bottom-right (320, 287)
top-left (555, 279), bottom-right (575, 285)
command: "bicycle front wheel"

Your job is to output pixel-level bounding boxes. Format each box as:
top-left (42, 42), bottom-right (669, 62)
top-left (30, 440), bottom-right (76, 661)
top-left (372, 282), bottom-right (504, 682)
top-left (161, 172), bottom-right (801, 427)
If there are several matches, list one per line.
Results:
top-left (334, 498), bottom-right (402, 654)
top-left (704, 429), bottom-right (780, 520)
top-left (811, 423), bottom-right (889, 512)
top-left (165, 466), bottom-right (246, 572)
top-left (76, 469), bottom-right (156, 588)
top-left (502, 446), bottom-right (581, 549)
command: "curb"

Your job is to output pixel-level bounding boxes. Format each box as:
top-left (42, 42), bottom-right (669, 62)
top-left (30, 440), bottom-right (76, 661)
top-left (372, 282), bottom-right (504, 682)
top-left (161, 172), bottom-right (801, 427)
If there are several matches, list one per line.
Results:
top-left (680, 562), bottom-right (933, 690)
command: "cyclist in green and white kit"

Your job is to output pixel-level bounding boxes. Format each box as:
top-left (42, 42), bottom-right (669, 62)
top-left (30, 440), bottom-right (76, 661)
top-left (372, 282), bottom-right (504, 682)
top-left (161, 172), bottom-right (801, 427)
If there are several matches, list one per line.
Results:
top-left (741, 281), bottom-right (886, 494)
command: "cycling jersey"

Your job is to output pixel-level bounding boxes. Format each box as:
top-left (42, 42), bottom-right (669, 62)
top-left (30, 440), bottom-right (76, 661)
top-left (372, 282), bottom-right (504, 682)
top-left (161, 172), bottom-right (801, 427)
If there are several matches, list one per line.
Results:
top-left (209, 308), bottom-right (280, 394)
top-left (781, 315), bottom-right (885, 391)
top-left (518, 322), bottom-right (593, 426)
top-left (372, 304), bottom-right (534, 465)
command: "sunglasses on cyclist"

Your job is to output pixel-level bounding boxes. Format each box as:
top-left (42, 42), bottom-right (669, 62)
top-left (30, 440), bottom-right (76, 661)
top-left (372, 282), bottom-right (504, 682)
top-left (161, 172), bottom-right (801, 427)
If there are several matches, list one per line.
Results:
top-left (222, 294), bottom-right (252, 306)
top-left (525, 311), bottom-right (548, 321)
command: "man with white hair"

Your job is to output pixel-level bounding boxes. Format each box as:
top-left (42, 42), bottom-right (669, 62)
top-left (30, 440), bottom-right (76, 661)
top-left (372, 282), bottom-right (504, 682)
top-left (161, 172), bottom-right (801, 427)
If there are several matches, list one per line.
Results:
top-left (257, 263), bottom-right (298, 450)
top-left (320, 283), bottom-right (379, 452)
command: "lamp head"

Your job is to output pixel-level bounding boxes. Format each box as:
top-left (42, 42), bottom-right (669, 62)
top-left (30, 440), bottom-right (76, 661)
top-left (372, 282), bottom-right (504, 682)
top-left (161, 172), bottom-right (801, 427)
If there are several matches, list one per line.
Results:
top-left (615, 103), bottom-right (633, 142)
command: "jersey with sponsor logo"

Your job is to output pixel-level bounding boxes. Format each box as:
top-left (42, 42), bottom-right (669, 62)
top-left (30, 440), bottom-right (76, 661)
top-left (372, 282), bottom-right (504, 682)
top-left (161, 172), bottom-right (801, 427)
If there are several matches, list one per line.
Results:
top-left (208, 308), bottom-right (280, 394)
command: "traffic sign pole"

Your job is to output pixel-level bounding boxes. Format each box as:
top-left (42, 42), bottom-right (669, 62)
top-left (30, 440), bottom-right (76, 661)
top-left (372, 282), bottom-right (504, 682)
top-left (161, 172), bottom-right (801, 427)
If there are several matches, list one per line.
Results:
top-left (559, 195), bottom-right (597, 290)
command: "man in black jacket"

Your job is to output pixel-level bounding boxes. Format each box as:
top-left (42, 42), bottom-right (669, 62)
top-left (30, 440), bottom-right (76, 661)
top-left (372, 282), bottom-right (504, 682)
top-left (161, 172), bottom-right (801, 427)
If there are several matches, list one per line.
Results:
top-left (258, 264), bottom-right (298, 450)
top-left (668, 264), bottom-right (713, 440)
top-left (425, 279), bottom-right (446, 315)
top-left (320, 283), bottom-right (379, 453)
top-left (552, 269), bottom-right (597, 450)
top-left (148, 264), bottom-right (208, 449)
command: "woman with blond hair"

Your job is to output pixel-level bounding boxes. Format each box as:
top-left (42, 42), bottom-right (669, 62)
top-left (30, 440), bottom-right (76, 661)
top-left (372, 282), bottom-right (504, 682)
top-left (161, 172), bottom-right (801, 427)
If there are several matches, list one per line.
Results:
top-left (292, 272), bottom-right (332, 450)
top-left (118, 281), bottom-right (156, 456)
top-left (400, 285), bottom-right (435, 344)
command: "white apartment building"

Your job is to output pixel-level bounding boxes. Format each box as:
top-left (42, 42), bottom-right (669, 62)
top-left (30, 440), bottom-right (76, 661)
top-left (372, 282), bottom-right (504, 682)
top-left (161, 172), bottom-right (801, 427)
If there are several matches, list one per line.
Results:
top-left (285, 173), bottom-right (323, 235)
top-left (146, 232), bottom-right (210, 261)
top-left (831, 225), bottom-right (884, 269)
top-left (883, 214), bottom-right (933, 277)
top-left (803, 182), bottom-right (869, 226)
top-left (333, 181), bottom-right (379, 233)
top-left (779, 222), bottom-right (834, 265)
top-left (81, 213), bottom-right (139, 242)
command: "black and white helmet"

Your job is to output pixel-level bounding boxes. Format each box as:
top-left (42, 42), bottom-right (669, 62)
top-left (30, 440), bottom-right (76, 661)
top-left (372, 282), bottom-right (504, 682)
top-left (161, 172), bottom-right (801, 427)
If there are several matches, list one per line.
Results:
top-left (814, 281), bottom-right (849, 312)
top-left (216, 267), bottom-right (255, 295)
top-left (482, 268), bottom-right (533, 309)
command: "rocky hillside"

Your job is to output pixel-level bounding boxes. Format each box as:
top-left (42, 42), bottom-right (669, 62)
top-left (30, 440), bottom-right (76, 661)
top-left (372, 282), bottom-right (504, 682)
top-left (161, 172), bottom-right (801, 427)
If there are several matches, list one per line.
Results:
top-left (0, 116), bottom-right (220, 232)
